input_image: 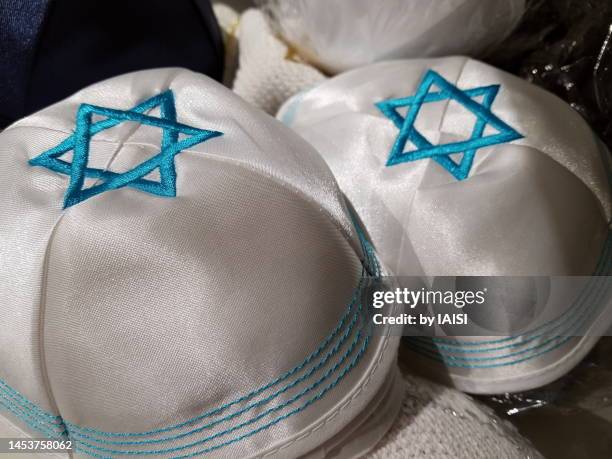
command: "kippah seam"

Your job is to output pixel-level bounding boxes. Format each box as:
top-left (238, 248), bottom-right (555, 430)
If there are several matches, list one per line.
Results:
top-left (9, 122), bottom-right (365, 262)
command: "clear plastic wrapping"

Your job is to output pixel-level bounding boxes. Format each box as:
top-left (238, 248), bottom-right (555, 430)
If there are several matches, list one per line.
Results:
top-left (477, 338), bottom-right (612, 458)
top-left (488, 0), bottom-right (612, 152)
top-left (259, 0), bottom-right (526, 74)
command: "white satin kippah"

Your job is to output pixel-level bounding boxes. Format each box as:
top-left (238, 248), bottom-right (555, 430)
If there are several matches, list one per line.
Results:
top-left (278, 57), bottom-right (612, 394)
top-left (0, 68), bottom-right (403, 458)
top-left (265, 0), bottom-right (525, 73)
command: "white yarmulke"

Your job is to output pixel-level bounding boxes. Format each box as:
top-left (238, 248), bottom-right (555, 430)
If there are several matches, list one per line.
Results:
top-left (0, 68), bottom-right (401, 458)
top-left (264, 0), bottom-right (525, 74)
top-left (278, 57), bottom-right (612, 394)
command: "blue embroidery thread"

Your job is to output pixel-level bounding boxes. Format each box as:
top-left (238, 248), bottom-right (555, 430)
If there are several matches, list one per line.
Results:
top-left (1, 240), bottom-right (610, 453)
top-left (29, 91), bottom-right (223, 208)
top-left (376, 69), bottom-right (523, 180)
top-left (0, 222), bottom-right (383, 456)
top-left (0, 220), bottom-right (380, 442)
top-left (0, 235), bottom-right (610, 456)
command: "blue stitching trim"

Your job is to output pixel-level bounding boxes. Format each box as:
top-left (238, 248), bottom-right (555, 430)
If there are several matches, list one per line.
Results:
top-left (407, 278), bottom-right (605, 361)
top-left (0, 272), bottom-right (372, 446)
top-left (0, 287), bottom-right (373, 456)
top-left (68, 284), bottom-right (365, 438)
top-left (0, 275), bottom-right (364, 438)
top-left (407, 239), bottom-right (611, 356)
top-left (0, 304), bottom-right (373, 458)
top-left (75, 321), bottom-right (373, 458)
top-left (0, 296), bottom-right (362, 447)
top-left (0, 396), bottom-right (66, 438)
top-left (28, 91), bottom-right (223, 208)
top-left (409, 232), bottom-right (612, 348)
top-left (350, 210), bottom-right (381, 277)
top-left (72, 325), bottom-right (368, 455)
top-left (376, 69), bottom-right (523, 180)
top-left (0, 380), bottom-right (62, 422)
top-left (72, 297), bottom-right (366, 446)
top-left (404, 265), bottom-right (611, 368)
top-left (0, 219), bottom-right (381, 456)
top-left (410, 235), bottom-right (611, 352)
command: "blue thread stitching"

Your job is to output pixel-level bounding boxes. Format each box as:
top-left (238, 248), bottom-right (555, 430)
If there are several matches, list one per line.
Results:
top-left (0, 276), bottom-right (365, 438)
top-left (0, 295), bottom-right (370, 456)
top-left (0, 396), bottom-right (66, 437)
top-left (351, 211), bottom-right (381, 277)
top-left (407, 281), bottom-right (604, 362)
top-left (0, 386), bottom-right (63, 426)
top-left (0, 222), bottom-right (381, 456)
top-left (0, 287), bottom-right (372, 456)
top-left (29, 91), bottom-right (223, 208)
top-left (409, 232), bottom-right (612, 348)
top-left (64, 310), bottom-right (371, 456)
top-left (0, 386), bottom-right (73, 444)
top-left (362, 232), bottom-right (381, 277)
top-left (0, 298), bottom-right (373, 457)
top-left (407, 243), bottom-right (611, 356)
top-left (404, 265), bottom-right (611, 368)
top-left (409, 245), bottom-right (612, 354)
top-left (0, 263), bottom-right (372, 442)
top-left (376, 69), bottom-right (523, 180)
top-left (0, 300), bottom-right (362, 448)
top-left (0, 401), bottom-right (63, 442)
top-left (68, 283), bottom-right (365, 438)
top-left (0, 380), bottom-right (62, 422)
top-left (75, 318), bottom-right (374, 459)
top-left (410, 236), bottom-right (611, 351)
top-left (71, 298), bottom-right (366, 446)
top-left (0, 270), bottom-right (375, 456)
top-left (0, 225), bottom-right (378, 444)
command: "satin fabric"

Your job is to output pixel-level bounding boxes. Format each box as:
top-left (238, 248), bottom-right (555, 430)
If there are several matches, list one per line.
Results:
top-left (265, 0), bottom-right (525, 73)
top-left (0, 68), bottom-right (400, 457)
top-left (277, 57), bottom-right (612, 393)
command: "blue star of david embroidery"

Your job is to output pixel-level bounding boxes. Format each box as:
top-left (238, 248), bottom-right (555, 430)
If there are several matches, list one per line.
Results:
top-left (29, 90), bottom-right (223, 208)
top-left (376, 70), bottom-right (523, 180)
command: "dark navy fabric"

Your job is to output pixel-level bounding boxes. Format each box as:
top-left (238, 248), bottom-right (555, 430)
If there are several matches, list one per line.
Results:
top-left (0, 0), bottom-right (51, 127)
top-left (0, 0), bottom-right (224, 128)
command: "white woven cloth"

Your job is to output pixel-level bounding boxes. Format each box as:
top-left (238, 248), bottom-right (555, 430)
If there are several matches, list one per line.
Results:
top-left (231, 9), bottom-right (326, 115)
top-left (212, 3), bottom-right (240, 86)
top-left (367, 364), bottom-right (543, 459)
